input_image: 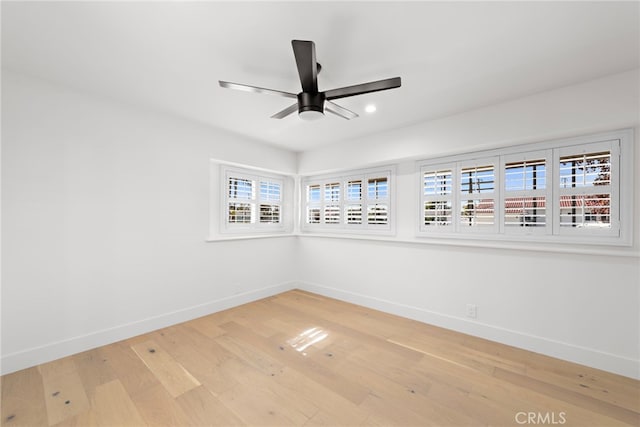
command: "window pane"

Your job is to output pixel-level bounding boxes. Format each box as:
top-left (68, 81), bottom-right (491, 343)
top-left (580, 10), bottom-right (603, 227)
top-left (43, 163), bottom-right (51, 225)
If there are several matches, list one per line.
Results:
top-left (505, 160), bottom-right (546, 191)
top-left (347, 180), bottom-right (362, 201)
top-left (368, 177), bottom-right (388, 199)
top-left (424, 170), bottom-right (452, 195)
top-left (325, 182), bottom-right (340, 202)
top-left (367, 204), bottom-right (388, 225)
top-left (259, 204), bottom-right (280, 223)
top-left (559, 151), bottom-right (610, 188)
top-left (559, 194), bottom-right (611, 228)
top-left (424, 201), bottom-right (452, 226)
top-left (307, 207), bottom-right (320, 224)
top-left (460, 200), bottom-right (494, 226)
top-left (345, 204), bottom-right (362, 224)
top-left (228, 177), bottom-right (254, 199)
top-left (324, 205), bottom-right (340, 224)
top-left (460, 166), bottom-right (494, 193)
top-left (308, 184), bottom-right (321, 203)
top-left (505, 197), bottom-right (546, 227)
top-left (260, 181), bottom-right (281, 202)
top-left (228, 202), bottom-right (253, 223)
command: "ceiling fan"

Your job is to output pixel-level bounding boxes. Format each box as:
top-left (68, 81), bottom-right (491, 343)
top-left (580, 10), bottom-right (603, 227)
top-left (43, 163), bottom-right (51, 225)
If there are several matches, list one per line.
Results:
top-left (219, 40), bottom-right (402, 121)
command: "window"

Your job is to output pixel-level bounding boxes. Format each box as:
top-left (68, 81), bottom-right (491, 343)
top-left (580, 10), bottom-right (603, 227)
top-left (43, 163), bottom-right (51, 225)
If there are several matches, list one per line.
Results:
top-left (502, 150), bottom-right (551, 235)
top-left (367, 177), bottom-right (389, 225)
top-left (459, 159), bottom-right (497, 232)
top-left (555, 141), bottom-right (619, 237)
top-left (421, 166), bottom-right (454, 230)
top-left (221, 166), bottom-right (286, 233)
top-left (346, 180), bottom-right (363, 224)
top-left (302, 166), bottom-right (395, 234)
top-left (417, 130), bottom-right (630, 245)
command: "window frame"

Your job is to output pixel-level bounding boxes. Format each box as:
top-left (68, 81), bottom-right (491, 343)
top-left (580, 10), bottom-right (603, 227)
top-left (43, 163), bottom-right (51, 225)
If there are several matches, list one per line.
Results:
top-left (553, 140), bottom-right (620, 237)
top-left (457, 157), bottom-right (499, 234)
top-left (416, 129), bottom-right (633, 246)
top-left (220, 166), bottom-right (287, 235)
top-left (301, 165), bottom-right (396, 235)
top-left (501, 149), bottom-right (553, 236)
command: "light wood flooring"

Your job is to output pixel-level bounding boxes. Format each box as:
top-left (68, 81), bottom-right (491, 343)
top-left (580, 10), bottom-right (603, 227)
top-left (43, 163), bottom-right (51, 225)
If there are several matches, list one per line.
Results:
top-left (2, 289), bottom-right (639, 426)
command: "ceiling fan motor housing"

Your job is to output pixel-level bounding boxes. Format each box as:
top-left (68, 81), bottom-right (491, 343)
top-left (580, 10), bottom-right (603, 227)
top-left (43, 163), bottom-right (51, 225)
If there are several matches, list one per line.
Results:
top-left (297, 91), bottom-right (325, 114)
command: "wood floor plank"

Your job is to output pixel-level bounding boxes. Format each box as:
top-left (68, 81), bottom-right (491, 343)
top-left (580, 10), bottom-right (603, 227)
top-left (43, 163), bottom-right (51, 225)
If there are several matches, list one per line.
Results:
top-left (151, 325), bottom-right (238, 396)
top-left (1, 367), bottom-right (48, 427)
top-left (51, 409), bottom-right (97, 427)
top-left (175, 385), bottom-right (244, 426)
top-left (129, 383), bottom-right (192, 426)
top-left (338, 358), bottom-right (475, 426)
top-left (71, 348), bottom-right (119, 400)
top-left (218, 384), bottom-right (312, 426)
top-left (185, 316), bottom-right (227, 339)
top-left (98, 341), bottom-right (159, 400)
top-left (38, 359), bottom-right (90, 426)
top-left (222, 357), bottom-right (319, 420)
top-left (89, 380), bottom-right (146, 427)
top-left (218, 320), bottom-right (370, 405)
top-left (130, 339), bottom-right (200, 398)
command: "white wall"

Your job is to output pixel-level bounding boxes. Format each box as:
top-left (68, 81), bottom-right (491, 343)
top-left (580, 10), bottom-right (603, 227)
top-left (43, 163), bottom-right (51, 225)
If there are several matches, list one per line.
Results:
top-left (3, 69), bottom-right (639, 379)
top-left (1, 71), bottom-right (298, 374)
top-left (297, 70), bottom-right (640, 379)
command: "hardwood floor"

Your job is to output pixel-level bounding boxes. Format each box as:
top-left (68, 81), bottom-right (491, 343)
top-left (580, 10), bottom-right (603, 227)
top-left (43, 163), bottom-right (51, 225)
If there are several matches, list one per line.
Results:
top-left (2, 289), bottom-right (638, 426)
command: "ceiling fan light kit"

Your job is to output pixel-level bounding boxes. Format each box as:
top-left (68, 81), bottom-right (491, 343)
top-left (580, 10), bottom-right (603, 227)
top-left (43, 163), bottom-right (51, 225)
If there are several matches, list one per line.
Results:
top-left (219, 40), bottom-right (401, 121)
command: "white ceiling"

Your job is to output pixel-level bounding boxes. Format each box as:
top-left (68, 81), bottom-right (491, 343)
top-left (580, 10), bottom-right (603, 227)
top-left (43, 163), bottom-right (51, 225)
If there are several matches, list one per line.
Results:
top-left (2, 1), bottom-right (639, 152)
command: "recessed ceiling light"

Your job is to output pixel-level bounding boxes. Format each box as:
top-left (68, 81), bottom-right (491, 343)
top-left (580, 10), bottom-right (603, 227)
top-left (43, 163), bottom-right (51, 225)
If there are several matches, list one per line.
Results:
top-left (365, 104), bottom-right (377, 113)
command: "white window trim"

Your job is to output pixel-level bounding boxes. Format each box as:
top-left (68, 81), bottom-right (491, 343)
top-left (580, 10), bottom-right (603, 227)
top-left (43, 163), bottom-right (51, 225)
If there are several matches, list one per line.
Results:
top-left (209, 161), bottom-right (293, 239)
top-left (301, 165), bottom-right (396, 236)
top-left (416, 129), bottom-right (633, 247)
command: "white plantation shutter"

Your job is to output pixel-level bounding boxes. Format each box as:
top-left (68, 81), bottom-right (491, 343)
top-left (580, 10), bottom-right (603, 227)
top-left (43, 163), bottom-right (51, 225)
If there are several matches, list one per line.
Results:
top-left (502, 150), bottom-right (551, 235)
top-left (307, 184), bottom-right (321, 224)
top-left (555, 140), bottom-right (619, 237)
top-left (421, 165), bottom-right (454, 231)
top-left (345, 179), bottom-right (363, 225)
top-left (458, 158), bottom-right (498, 233)
top-left (367, 176), bottom-right (389, 226)
top-left (324, 182), bottom-right (341, 224)
top-left (259, 180), bottom-right (281, 224)
top-left (227, 177), bottom-right (255, 224)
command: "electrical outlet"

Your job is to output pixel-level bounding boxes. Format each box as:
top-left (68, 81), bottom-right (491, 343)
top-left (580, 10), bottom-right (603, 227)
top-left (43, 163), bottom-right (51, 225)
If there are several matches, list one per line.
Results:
top-left (466, 304), bottom-right (477, 319)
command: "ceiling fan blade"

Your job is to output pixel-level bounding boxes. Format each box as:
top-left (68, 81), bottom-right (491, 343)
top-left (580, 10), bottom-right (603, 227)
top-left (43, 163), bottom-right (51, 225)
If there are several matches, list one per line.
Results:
top-left (219, 81), bottom-right (297, 99)
top-left (325, 101), bottom-right (359, 120)
top-left (291, 40), bottom-right (318, 93)
top-left (324, 77), bottom-right (401, 101)
top-left (270, 103), bottom-right (299, 119)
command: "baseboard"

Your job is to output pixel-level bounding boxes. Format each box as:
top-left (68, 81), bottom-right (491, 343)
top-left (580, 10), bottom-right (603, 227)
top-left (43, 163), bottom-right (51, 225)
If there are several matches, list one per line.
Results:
top-left (1, 281), bottom-right (296, 375)
top-left (297, 281), bottom-right (640, 380)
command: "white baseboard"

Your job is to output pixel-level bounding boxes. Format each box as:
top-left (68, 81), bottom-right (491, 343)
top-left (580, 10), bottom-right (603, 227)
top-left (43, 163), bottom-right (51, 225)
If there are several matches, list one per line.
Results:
top-left (297, 281), bottom-right (640, 380)
top-left (1, 281), bottom-right (296, 375)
